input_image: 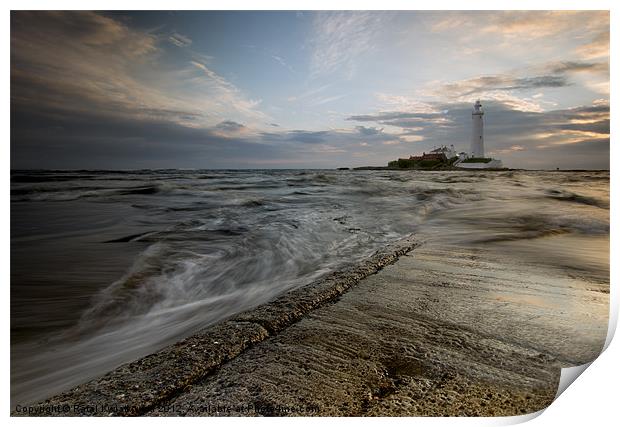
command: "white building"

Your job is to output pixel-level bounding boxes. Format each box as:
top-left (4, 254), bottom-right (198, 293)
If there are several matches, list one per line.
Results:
top-left (430, 144), bottom-right (457, 159)
top-left (471, 100), bottom-right (484, 158)
top-left (456, 100), bottom-right (503, 169)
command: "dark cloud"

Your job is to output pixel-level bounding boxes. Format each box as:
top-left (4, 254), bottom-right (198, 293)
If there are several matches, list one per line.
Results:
top-left (346, 100), bottom-right (609, 169)
top-left (10, 11), bottom-right (284, 169)
top-left (424, 58), bottom-right (608, 102)
top-left (429, 58), bottom-right (607, 101)
top-left (11, 11), bottom-right (160, 121)
top-left (12, 98), bottom-right (405, 169)
top-left (515, 138), bottom-right (609, 170)
top-left (511, 75), bottom-right (568, 89)
top-left (549, 61), bottom-right (608, 74)
top-left (347, 111), bottom-right (441, 122)
top-left (285, 130), bottom-right (330, 144)
top-left (348, 110), bottom-right (453, 131)
top-left (11, 11), bottom-right (157, 59)
top-left (11, 11), bottom-right (268, 136)
top-left (215, 120), bottom-right (245, 132)
top-left (11, 108), bottom-right (288, 169)
top-left (439, 74), bottom-right (570, 98)
top-left (258, 126), bottom-right (399, 148)
top-left (11, 97), bottom-right (609, 169)
top-left (355, 126), bottom-right (384, 136)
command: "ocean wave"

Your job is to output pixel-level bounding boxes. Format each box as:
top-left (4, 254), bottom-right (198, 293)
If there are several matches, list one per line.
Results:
top-left (471, 213), bottom-right (609, 243)
top-left (11, 184), bottom-right (170, 201)
top-left (117, 185), bottom-right (161, 195)
top-left (10, 169), bottom-right (610, 406)
top-left (544, 189), bottom-right (609, 208)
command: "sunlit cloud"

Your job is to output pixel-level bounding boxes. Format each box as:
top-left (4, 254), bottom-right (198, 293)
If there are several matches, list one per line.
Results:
top-left (431, 11), bottom-right (608, 41)
top-left (534, 130), bottom-right (610, 146)
top-left (575, 30), bottom-right (610, 60)
top-left (188, 60), bottom-right (269, 124)
top-left (399, 135), bottom-right (425, 143)
top-left (168, 32), bottom-right (192, 47)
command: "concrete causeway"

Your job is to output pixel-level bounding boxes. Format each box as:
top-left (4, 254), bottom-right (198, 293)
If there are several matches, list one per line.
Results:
top-left (16, 233), bottom-right (608, 417)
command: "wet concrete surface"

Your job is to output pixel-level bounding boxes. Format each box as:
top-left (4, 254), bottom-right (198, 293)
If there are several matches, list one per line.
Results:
top-left (146, 237), bottom-right (608, 416)
top-left (18, 234), bottom-right (608, 417)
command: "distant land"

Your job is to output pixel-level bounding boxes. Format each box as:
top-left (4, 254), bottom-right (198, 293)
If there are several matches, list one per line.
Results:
top-left (349, 145), bottom-right (509, 171)
top-left (350, 165), bottom-right (511, 171)
top-left (343, 167), bottom-right (607, 172)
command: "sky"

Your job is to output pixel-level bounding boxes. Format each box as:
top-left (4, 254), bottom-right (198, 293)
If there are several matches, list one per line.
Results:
top-left (10, 10), bottom-right (610, 169)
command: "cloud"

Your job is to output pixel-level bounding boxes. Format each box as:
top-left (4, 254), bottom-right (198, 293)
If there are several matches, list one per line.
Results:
top-left (11, 12), bottom-right (268, 131)
top-left (548, 61), bottom-right (608, 75)
top-left (355, 126), bottom-right (384, 136)
top-left (288, 84), bottom-right (331, 102)
top-left (431, 11), bottom-right (608, 41)
top-left (12, 12), bottom-right (175, 121)
top-left (433, 74), bottom-right (569, 101)
top-left (215, 120), bottom-right (245, 132)
top-left (11, 108), bottom-right (250, 169)
top-left (287, 85), bottom-right (346, 107)
top-left (575, 30), bottom-right (609, 60)
top-left (12, 11), bottom-right (158, 56)
top-left (411, 57), bottom-right (608, 113)
top-left (346, 99), bottom-right (609, 169)
top-left (10, 11), bottom-right (610, 171)
top-left (284, 130), bottom-right (330, 144)
top-left (427, 11), bottom-right (609, 81)
top-left (311, 94), bottom-right (347, 106)
top-left (258, 126), bottom-right (403, 152)
top-left (493, 145), bottom-right (527, 154)
top-left (168, 32), bottom-right (192, 47)
top-left (11, 94), bottom-right (608, 170)
top-left (347, 111), bottom-right (451, 129)
top-left (271, 55), bottom-right (294, 72)
top-left (309, 11), bottom-right (387, 78)
top-left (481, 11), bottom-right (607, 39)
top-left (12, 107), bottom-right (393, 169)
top-left (188, 60), bottom-right (267, 122)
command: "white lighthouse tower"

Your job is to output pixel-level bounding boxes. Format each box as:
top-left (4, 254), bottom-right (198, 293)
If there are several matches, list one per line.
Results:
top-left (470, 100), bottom-right (484, 158)
top-left (456, 100), bottom-right (503, 169)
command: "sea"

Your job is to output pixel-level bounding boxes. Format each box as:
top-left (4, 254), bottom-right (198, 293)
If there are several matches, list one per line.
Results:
top-left (10, 169), bottom-right (610, 406)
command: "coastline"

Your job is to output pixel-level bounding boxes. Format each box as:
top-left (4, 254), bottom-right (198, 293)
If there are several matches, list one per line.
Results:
top-left (13, 229), bottom-right (609, 416)
top-left (352, 166), bottom-right (514, 171)
top-left (11, 170), bottom-right (610, 417)
top-left (14, 235), bottom-right (419, 416)
top-left (349, 167), bottom-right (608, 172)
top-left (145, 235), bottom-right (606, 417)
top-left (144, 234), bottom-right (606, 417)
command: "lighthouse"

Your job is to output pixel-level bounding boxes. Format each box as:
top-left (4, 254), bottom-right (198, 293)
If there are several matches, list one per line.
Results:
top-left (457, 100), bottom-right (503, 169)
top-left (470, 100), bottom-right (484, 158)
